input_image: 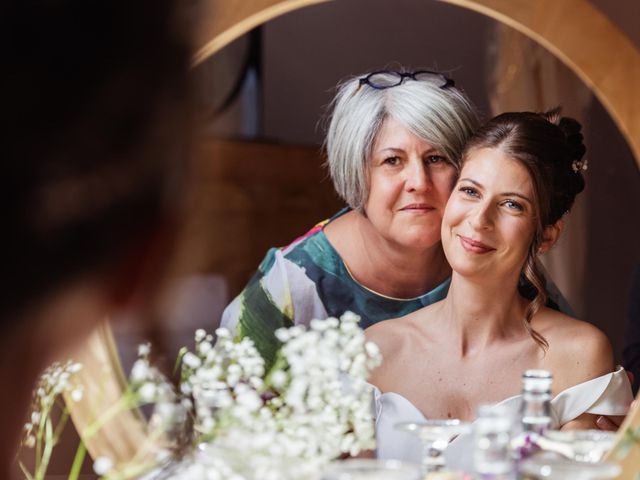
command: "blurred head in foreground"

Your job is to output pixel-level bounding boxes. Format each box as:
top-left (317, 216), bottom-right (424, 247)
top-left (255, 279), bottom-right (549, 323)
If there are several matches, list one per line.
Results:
top-left (0, 0), bottom-right (193, 469)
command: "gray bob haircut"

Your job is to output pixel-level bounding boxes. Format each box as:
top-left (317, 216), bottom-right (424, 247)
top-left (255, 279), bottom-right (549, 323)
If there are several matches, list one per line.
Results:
top-left (324, 71), bottom-right (480, 211)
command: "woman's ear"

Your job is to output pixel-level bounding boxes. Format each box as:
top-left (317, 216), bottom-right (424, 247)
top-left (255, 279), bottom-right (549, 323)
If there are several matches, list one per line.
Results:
top-left (539, 219), bottom-right (564, 254)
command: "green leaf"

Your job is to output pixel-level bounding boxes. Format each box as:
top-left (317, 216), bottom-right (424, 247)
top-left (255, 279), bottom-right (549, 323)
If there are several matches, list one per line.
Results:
top-left (237, 279), bottom-right (290, 370)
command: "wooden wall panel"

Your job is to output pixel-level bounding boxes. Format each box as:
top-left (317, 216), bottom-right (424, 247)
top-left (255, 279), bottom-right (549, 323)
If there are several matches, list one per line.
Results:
top-left (176, 138), bottom-right (343, 298)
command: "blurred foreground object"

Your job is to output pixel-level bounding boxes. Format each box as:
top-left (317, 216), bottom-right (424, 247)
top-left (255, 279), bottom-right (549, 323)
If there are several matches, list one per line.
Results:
top-left (0, 0), bottom-right (193, 476)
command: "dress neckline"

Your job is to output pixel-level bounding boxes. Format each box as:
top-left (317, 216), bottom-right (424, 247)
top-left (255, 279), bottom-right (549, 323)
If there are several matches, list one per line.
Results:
top-left (374, 366), bottom-right (626, 423)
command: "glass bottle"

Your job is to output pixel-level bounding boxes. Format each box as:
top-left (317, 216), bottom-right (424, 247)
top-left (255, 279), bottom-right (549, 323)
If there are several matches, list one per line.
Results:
top-left (519, 369), bottom-right (552, 435)
top-left (473, 404), bottom-right (515, 479)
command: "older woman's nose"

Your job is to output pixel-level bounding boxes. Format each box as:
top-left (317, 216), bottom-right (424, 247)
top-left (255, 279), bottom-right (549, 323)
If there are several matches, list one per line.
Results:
top-left (405, 161), bottom-right (432, 192)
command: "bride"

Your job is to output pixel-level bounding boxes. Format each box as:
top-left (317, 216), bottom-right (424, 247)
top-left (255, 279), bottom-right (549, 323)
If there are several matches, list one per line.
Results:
top-left (365, 110), bottom-right (633, 464)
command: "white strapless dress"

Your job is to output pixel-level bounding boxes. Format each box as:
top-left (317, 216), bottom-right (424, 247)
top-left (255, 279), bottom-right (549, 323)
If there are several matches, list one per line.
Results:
top-left (372, 366), bottom-right (633, 472)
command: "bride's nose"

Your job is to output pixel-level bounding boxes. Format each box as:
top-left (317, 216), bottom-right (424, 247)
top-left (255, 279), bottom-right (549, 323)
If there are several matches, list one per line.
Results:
top-left (468, 202), bottom-right (494, 230)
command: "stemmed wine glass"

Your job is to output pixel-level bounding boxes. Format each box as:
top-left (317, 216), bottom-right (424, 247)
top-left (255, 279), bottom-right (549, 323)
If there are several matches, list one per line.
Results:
top-left (519, 452), bottom-right (621, 479)
top-left (395, 419), bottom-right (471, 476)
top-left (540, 430), bottom-right (616, 463)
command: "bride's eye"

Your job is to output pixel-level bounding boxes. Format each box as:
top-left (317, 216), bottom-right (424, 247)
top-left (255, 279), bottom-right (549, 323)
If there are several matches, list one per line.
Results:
top-left (503, 200), bottom-right (524, 211)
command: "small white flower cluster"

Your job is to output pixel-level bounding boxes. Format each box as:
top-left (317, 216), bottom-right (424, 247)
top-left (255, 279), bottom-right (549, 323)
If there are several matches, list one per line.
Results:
top-left (23, 313), bottom-right (382, 480)
top-left (129, 343), bottom-right (187, 444)
top-left (180, 328), bottom-right (266, 438)
top-left (22, 360), bottom-right (83, 449)
top-left (130, 343), bottom-right (175, 406)
top-left (172, 311), bottom-right (382, 480)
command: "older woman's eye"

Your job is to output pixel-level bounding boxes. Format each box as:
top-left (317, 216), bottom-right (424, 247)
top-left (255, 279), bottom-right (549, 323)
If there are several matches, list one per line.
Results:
top-left (459, 186), bottom-right (478, 197)
top-left (383, 156), bottom-right (400, 165)
top-left (426, 155), bottom-right (447, 164)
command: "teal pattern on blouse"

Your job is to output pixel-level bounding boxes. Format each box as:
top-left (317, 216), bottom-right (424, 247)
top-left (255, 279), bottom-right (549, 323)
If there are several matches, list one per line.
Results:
top-left (221, 208), bottom-right (451, 368)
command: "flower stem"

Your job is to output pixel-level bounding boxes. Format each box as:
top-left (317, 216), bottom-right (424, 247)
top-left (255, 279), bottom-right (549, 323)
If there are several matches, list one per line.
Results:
top-left (52, 408), bottom-right (70, 445)
top-left (83, 393), bottom-right (134, 439)
top-left (67, 441), bottom-right (86, 480)
top-left (35, 417), bottom-right (54, 480)
top-left (19, 461), bottom-right (35, 480)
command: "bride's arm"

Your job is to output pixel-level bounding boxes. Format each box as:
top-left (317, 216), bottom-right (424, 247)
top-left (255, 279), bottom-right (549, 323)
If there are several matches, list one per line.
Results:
top-left (560, 413), bottom-right (599, 430)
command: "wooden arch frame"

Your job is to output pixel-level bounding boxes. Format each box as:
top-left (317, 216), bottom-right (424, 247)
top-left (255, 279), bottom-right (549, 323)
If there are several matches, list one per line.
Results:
top-left (70, 1), bottom-right (640, 477)
top-left (195, 0), bottom-right (640, 166)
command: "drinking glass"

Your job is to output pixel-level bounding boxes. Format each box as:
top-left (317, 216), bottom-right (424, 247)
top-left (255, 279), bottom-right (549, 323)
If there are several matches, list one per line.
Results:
top-left (395, 419), bottom-right (471, 475)
top-left (541, 430), bottom-right (616, 463)
top-left (321, 458), bottom-right (421, 480)
top-left (519, 452), bottom-right (621, 479)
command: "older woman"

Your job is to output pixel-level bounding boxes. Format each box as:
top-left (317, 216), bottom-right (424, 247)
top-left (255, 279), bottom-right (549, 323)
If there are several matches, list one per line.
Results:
top-left (221, 70), bottom-right (480, 362)
top-left (366, 111), bottom-right (633, 467)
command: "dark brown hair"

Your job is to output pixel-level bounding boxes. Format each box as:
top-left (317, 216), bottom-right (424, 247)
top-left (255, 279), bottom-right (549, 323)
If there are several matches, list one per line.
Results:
top-left (462, 109), bottom-right (587, 349)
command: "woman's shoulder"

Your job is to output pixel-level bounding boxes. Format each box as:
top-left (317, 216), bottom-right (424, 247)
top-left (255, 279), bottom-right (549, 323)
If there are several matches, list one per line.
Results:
top-left (365, 316), bottom-right (410, 345)
top-left (365, 315), bottom-right (414, 352)
top-left (365, 304), bottom-right (441, 352)
top-left (536, 307), bottom-right (614, 393)
top-left (536, 307), bottom-right (610, 351)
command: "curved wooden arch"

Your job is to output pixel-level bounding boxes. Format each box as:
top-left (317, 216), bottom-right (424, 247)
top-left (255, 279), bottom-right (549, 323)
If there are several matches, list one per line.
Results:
top-left (194, 0), bottom-right (640, 167)
top-left (70, 1), bottom-right (640, 478)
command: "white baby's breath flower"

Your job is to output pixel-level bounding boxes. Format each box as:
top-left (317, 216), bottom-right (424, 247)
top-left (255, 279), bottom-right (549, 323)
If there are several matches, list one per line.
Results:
top-left (365, 340), bottom-right (380, 358)
top-left (195, 328), bottom-right (207, 342)
top-left (137, 343), bottom-right (151, 357)
top-left (215, 327), bottom-right (231, 339)
top-left (236, 390), bottom-right (262, 413)
top-left (93, 456), bottom-right (113, 475)
top-left (182, 352), bottom-right (202, 369)
top-left (200, 416), bottom-right (216, 434)
top-left (198, 340), bottom-right (213, 355)
top-left (130, 359), bottom-right (150, 383)
top-left (270, 370), bottom-right (287, 389)
top-left (68, 363), bottom-right (83, 373)
top-left (70, 387), bottom-right (83, 402)
top-left (24, 435), bottom-right (36, 448)
top-left (138, 383), bottom-right (157, 403)
top-left (340, 311), bottom-right (360, 323)
top-left (274, 328), bottom-right (291, 343)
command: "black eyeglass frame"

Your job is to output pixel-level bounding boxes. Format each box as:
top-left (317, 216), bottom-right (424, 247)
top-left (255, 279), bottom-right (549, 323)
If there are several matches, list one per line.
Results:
top-left (357, 70), bottom-right (455, 91)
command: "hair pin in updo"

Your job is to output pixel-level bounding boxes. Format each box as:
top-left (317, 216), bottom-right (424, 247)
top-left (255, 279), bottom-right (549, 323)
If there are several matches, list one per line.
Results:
top-left (571, 157), bottom-right (588, 173)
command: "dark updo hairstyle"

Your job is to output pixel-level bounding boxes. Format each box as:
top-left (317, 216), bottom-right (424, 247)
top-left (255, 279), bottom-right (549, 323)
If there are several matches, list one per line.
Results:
top-left (462, 108), bottom-right (587, 350)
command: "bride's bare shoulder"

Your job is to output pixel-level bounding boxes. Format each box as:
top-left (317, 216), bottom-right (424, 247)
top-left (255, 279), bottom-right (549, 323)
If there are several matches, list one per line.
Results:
top-left (364, 315), bottom-right (411, 349)
top-left (537, 307), bottom-right (614, 392)
top-left (364, 303), bottom-right (441, 354)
